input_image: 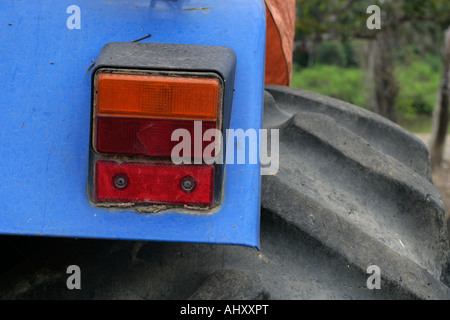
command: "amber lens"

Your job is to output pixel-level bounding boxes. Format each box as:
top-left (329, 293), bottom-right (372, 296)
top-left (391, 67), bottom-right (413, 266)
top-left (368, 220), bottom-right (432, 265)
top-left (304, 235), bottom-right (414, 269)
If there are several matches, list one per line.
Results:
top-left (96, 73), bottom-right (220, 121)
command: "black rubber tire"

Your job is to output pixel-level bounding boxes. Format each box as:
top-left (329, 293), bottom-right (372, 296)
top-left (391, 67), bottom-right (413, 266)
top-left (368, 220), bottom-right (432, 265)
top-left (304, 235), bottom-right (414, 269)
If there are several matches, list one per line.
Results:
top-left (261, 85), bottom-right (450, 299)
top-left (0, 86), bottom-right (449, 300)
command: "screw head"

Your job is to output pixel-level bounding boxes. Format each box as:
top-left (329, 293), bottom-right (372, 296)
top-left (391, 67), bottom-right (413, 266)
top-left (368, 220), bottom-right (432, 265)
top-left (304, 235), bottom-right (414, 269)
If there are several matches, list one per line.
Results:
top-left (182, 179), bottom-right (193, 190)
top-left (113, 173), bottom-right (129, 190)
top-left (179, 175), bottom-right (197, 193)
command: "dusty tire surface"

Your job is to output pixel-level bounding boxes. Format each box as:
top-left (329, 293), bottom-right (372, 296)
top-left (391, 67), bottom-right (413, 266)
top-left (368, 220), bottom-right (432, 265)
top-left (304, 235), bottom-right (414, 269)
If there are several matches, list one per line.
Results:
top-left (0, 86), bottom-right (449, 300)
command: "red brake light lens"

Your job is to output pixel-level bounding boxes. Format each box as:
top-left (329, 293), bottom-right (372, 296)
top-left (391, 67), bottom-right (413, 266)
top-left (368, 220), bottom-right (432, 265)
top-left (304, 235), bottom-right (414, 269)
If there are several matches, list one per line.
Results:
top-left (96, 117), bottom-right (216, 158)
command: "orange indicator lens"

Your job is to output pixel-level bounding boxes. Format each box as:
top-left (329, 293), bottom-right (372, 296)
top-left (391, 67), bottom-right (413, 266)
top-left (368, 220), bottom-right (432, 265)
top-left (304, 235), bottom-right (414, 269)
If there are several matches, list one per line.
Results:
top-left (96, 73), bottom-right (220, 121)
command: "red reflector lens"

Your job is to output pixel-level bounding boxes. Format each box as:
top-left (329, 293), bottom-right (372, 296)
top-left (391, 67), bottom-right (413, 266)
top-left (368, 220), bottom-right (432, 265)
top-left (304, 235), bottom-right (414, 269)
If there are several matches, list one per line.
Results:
top-left (95, 161), bottom-right (215, 206)
top-left (96, 117), bottom-right (216, 158)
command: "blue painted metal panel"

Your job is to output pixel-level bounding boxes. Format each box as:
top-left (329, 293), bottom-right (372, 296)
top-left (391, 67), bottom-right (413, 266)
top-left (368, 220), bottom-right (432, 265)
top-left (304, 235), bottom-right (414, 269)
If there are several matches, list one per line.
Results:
top-left (0, 0), bottom-right (265, 247)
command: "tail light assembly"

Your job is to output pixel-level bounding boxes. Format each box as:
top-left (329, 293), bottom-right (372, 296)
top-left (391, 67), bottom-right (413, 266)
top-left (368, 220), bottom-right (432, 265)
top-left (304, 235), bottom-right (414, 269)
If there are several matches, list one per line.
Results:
top-left (87, 42), bottom-right (236, 210)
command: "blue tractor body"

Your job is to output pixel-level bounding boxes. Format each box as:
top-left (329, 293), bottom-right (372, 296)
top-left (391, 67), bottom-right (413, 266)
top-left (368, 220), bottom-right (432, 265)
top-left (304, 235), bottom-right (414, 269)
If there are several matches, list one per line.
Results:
top-left (0, 0), bottom-right (266, 247)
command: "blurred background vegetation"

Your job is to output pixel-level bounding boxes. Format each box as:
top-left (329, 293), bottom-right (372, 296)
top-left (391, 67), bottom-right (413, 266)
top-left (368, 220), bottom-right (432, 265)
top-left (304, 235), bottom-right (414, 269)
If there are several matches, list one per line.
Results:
top-left (291, 0), bottom-right (450, 135)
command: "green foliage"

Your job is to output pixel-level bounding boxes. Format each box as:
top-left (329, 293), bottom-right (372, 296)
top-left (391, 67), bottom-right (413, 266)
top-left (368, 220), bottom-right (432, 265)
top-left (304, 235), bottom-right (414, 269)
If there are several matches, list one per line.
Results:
top-left (295, 0), bottom-right (450, 39)
top-left (401, 0), bottom-right (450, 26)
top-left (295, 0), bottom-right (375, 39)
top-left (291, 64), bottom-right (369, 109)
top-left (316, 41), bottom-right (346, 66)
top-left (292, 0), bottom-right (449, 122)
top-left (396, 56), bottom-right (442, 117)
top-left (291, 57), bottom-right (442, 118)
top-left (304, 40), bottom-right (360, 67)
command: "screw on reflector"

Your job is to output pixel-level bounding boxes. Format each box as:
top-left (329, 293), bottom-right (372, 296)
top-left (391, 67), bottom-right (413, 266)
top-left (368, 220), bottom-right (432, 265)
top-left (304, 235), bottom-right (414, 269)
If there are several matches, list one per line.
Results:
top-left (180, 175), bottom-right (197, 193)
top-left (112, 173), bottom-right (130, 190)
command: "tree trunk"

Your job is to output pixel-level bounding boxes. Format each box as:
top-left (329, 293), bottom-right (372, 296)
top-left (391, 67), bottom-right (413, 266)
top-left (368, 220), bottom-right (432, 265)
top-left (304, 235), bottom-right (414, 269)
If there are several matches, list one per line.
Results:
top-left (306, 38), bottom-right (316, 68)
top-left (430, 27), bottom-right (450, 170)
top-left (365, 27), bottom-right (399, 123)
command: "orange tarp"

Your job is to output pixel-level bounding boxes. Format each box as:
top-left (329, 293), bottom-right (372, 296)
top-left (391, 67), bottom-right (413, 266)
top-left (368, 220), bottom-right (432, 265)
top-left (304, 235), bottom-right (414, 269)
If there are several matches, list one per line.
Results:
top-left (264, 0), bottom-right (296, 86)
